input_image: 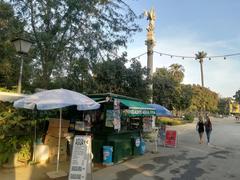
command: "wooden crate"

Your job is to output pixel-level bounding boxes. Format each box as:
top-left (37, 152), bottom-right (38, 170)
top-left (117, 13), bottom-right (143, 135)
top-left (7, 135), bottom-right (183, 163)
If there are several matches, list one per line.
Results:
top-left (47, 127), bottom-right (69, 138)
top-left (44, 135), bottom-right (67, 146)
top-left (48, 144), bottom-right (67, 155)
top-left (49, 153), bottom-right (68, 164)
top-left (48, 118), bottom-right (70, 128)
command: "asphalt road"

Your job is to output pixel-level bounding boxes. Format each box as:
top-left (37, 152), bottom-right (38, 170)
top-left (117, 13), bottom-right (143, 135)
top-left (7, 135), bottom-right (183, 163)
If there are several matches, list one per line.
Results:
top-left (1, 116), bottom-right (240, 180)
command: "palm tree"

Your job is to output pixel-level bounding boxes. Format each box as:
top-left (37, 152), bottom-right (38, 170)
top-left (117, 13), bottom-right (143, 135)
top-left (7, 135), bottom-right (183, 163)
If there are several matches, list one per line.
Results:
top-left (195, 51), bottom-right (207, 87)
top-left (169, 63), bottom-right (185, 82)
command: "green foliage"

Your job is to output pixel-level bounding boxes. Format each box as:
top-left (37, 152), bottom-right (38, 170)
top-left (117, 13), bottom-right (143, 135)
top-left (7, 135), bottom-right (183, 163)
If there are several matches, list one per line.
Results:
top-left (195, 51), bottom-right (207, 59)
top-left (123, 59), bottom-right (151, 102)
top-left (183, 112), bottom-right (194, 122)
top-left (168, 64), bottom-right (185, 83)
top-left (0, 136), bottom-right (17, 164)
top-left (0, 136), bottom-right (32, 164)
top-left (11, 0), bottom-right (141, 89)
top-left (17, 137), bottom-right (31, 161)
top-left (0, 1), bottom-right (24, 89)
top-left (0, 102), bottom-right (33, 165)
top-left (91, 56), bottom-right (151, 102)
top-left (233, 89), bottom-right (240, 103)
top-left (218, 98), bottom-right (230, 115)
top-left (156, 117), bottom-right (183, 126)
top-left (153, 67), bottom-right (179, 110)
top-left (92, 54), bottom-right (128, 94)
top-left (153, 66), bottom-right (192, 111)
top-left (153, 66), bottom-right (218, 114)
top-left (175, 84), bottom-right (193, 112)
top-left (189, 85), bottom-right (219, 112)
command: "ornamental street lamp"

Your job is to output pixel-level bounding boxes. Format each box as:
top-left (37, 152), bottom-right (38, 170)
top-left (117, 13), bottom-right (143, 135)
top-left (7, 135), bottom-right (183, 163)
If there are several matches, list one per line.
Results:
top-left (12, 37), bottom-right (32, 94)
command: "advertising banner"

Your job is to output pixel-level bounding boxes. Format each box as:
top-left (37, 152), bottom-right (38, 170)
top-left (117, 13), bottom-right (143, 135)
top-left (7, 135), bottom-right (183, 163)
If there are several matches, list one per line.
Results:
top-left (113, 99), bottom-right (121, 131)
top-left (165, 130), bottom-right (177, 148)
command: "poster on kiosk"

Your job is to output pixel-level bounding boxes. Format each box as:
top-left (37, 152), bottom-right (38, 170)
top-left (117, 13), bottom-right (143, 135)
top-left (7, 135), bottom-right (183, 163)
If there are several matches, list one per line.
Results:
top-left (69, 135), bottom-right (92, 180)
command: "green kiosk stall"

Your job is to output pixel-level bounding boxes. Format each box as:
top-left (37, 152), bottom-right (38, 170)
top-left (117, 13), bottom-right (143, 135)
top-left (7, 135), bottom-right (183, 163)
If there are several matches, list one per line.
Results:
top-left (89, 93), bottom-right (155, 164)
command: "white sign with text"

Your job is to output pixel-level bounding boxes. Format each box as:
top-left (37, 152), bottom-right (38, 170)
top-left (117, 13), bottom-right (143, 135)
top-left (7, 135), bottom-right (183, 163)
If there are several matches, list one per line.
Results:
top-left (68, 135), bottom-right (91, 180)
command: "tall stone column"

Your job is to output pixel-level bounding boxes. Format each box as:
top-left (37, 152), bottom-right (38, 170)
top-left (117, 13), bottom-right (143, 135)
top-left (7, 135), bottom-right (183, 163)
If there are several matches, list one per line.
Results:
top-left (145, 9), bottom-right (156, 103)
top-left (146, 40), bottom-right (154, 103)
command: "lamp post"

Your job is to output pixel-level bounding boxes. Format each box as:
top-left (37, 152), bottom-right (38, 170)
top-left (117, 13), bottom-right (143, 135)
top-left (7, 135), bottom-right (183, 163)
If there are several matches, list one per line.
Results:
top-left (12, 37), bottom-right (32, 94)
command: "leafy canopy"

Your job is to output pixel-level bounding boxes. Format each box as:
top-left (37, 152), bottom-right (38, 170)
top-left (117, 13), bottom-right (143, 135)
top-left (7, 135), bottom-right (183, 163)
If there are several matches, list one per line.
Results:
top-left (234, 89), bottom-right (240, 103)
top-left (0, 1), bottom-right (24, 89)
top-left (10, 0), bottom-right (141, 89)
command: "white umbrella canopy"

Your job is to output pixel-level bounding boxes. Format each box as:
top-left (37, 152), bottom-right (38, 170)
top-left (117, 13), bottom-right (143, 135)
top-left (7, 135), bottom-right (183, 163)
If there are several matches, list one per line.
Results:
top-left (14, 88), bottom-right (100, 110)
top-left (13, 89), bottom-right (100, 176)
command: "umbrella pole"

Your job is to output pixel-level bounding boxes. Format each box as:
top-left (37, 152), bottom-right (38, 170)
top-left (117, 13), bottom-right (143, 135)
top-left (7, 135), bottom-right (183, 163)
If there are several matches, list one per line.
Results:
top-left (46, 109), bottom-right (67, 178)
top-left (33, 118), bottom-right (37, 162)
top-left (56, 108), bottom-right (62, 172)
top-left (31, 110), bottom-right (37, 163)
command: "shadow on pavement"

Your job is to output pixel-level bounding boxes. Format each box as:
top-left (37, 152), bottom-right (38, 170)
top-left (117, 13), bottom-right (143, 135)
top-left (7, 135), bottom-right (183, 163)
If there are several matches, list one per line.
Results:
top-left (115, 147), bottom-right (232, 180)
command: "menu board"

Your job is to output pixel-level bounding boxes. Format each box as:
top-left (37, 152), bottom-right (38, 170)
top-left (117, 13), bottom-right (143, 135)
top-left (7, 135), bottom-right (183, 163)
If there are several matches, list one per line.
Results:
top-left (68, 136), bottom-right (91, 180)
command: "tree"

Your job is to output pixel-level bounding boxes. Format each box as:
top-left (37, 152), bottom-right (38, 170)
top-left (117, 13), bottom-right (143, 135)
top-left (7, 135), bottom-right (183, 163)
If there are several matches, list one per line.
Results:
top-left (233, 89), bottom-right (240, 103)
top-left (168, 63), bottom-right (185, 83)
top-left (91, 55), bottom-right (150, 101)
top-left (125, 59), bottom-right (151, 102)
top-left (153, 67), bottom-right (180, 110)
top-left (195, 51), bottom-right (207, 87)
top-left (177, 84), bottom-right (193, 111)
top-left (11, 0), bottom-right (141, 89)
top-left (218, 98), bottom-right (231, 115)
top-left (0, 1), bottom-right (24, 89)
top-left (189, 85), bottom-right (219, 112)
top-left (92, 54), bottom-right (128, 94)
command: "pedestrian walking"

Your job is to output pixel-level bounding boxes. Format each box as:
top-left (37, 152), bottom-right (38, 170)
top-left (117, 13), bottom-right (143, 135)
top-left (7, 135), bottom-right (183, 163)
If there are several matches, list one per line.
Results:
top-left (196, 115), bottom-right (204, 144)
top-left (205, 115), bottom-right (212, 145)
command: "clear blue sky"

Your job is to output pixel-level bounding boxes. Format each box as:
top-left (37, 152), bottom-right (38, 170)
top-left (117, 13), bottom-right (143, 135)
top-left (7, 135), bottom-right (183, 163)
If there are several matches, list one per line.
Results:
top-left (124, 0), bottom-right (240, 98)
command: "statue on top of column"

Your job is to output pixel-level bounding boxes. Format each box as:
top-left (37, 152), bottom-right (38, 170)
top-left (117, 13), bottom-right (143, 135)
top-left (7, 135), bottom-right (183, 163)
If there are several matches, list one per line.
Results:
top-left (144, 8), bottom-right (156, 41)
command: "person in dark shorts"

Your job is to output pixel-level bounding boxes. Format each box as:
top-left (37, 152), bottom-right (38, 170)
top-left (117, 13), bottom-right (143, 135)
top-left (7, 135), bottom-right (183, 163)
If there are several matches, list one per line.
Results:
top-left (196, 115), bottom-right (204, 144)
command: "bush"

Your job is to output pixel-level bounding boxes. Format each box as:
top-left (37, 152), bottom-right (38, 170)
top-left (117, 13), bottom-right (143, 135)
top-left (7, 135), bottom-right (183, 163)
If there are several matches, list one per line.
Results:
top-left (156, 117), bottom-right (184, 126)
top-left (17, 137), bottom-right (31, 162)
top-left (183, 113), bottom-right (194, 122)
top-left (0, 102), bottom-right (33, 165)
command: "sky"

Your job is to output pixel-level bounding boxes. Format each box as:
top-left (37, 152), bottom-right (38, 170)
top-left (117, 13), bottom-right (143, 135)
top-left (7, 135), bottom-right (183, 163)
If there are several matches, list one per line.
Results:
top-left (123, 0), bottom-right (240, 98)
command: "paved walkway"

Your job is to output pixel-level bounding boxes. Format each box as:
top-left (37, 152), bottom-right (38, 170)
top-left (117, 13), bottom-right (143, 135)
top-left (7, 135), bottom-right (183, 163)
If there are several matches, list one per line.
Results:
top-left (0, 120), bottom-right (195, 180)
top-left (1, 117), bottom-right (240, 180)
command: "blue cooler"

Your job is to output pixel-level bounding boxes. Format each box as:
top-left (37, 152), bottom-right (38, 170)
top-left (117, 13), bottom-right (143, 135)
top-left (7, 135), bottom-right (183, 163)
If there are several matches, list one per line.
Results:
top-left (139, 139), bottom-right (146, 155)
top-left (103, 146), bottom-right (113, 165)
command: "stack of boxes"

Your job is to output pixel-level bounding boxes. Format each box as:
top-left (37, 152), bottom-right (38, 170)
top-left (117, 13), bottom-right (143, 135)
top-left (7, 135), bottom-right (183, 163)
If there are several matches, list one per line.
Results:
top-left (44, 118), bottom-right (69, 163)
